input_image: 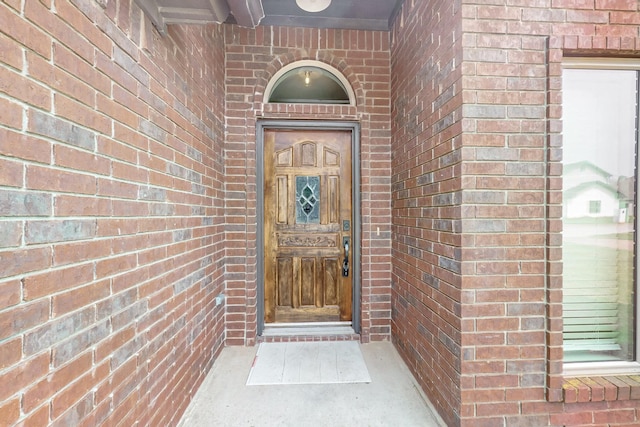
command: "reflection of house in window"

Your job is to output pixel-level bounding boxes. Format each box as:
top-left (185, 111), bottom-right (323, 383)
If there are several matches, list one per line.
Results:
top-left (564, 161), bottom-right (611, 189)
top-left (563, 161), bottom-right (631, 221)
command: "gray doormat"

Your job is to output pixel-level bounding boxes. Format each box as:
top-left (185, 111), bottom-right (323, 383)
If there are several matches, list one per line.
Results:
top-left (246, 341), bottom-right (371, 385)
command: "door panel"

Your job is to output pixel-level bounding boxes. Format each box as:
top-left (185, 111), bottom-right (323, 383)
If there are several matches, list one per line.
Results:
top-left (264, 129), bottom-right (352, 324)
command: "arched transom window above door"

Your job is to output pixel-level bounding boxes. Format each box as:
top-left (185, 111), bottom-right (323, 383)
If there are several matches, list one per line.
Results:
top-left (265, 61), bottom-right (355, 106)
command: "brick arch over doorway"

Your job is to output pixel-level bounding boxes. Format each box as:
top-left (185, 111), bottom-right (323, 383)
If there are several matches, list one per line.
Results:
top-left (223, 25), bottom-right (393, 345)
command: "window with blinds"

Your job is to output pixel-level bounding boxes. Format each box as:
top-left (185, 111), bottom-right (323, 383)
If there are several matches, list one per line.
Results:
top-left (562, 63), bottom-right (639, 364)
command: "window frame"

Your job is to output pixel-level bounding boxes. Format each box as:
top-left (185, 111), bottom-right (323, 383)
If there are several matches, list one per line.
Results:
top-left (263, 60), bottom-right (356, 106)
top-left (562, 57), bottom-right (640, 377)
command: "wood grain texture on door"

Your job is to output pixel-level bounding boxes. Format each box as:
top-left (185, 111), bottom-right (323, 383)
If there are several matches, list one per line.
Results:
top-left (264, 129), bottom-right (352, 324)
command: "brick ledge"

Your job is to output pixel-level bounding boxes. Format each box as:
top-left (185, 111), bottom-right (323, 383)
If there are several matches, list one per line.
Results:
top-left (563, 376), bottom-right (640, 402)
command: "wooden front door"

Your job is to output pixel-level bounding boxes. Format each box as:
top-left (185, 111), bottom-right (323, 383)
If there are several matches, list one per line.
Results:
top-left (264, 129), bottom-right (353, 324)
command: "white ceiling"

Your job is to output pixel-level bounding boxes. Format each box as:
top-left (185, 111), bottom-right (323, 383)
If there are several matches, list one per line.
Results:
top-left (135, 0), bottom-right (405, 34)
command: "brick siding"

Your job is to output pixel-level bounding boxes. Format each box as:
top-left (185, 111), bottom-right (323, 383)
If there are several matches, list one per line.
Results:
top-left (390, 0), bottom-right (464, 425)
top-left (391, 0), bottom-right (640, 426)
top-left (3, 0), bottom-right (640, 425)
top-left (223, 24), bottom-right (393, 345)
top-left (0, 0), bottom-right (225, 425)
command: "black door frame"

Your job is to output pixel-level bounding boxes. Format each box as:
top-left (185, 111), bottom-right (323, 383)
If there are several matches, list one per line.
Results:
top-left (256, 120), bottom-right (361, 335)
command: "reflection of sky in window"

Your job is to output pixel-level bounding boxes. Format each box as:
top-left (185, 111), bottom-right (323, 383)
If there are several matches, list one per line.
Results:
top-left (562, 69), bottom-right (637, 178)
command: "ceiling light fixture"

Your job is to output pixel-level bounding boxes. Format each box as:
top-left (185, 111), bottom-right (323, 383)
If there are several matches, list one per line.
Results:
top-left (304, 71), bottom-right (311, 86)
top-left (295, 0), bottom-right (331, 13)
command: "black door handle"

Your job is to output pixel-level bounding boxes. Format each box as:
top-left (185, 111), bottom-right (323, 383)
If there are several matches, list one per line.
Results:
top-left (342, 240), bottom-right (349, 277)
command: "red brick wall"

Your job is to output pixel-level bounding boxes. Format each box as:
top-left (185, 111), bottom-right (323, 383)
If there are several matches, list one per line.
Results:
top-left (458, 0), bottom-right (551, 425)
top-left (390, 1), bottom-right (464, 425)
top-left (392, 0), bottom-right (640, 426)
top-left (0, 1), bottom-right (225, 425)
top-left (223, 25), bottom-right (393, 344)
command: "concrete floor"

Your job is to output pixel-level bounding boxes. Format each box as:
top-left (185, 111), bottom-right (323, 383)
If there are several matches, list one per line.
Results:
top-left (178, 341), bottom-right (446, 427)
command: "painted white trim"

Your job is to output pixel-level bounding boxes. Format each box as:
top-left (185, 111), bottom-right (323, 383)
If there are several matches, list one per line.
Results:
top-left (564, 361), bottom-right (640, 378)
top-left (563, 57), bottom-right (640, 70)
top-left (263, 60), bottom-right (356, 106)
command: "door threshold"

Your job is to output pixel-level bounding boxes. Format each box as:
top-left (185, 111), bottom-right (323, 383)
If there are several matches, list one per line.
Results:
top-left (262, 322), bottom-right (356, 337)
